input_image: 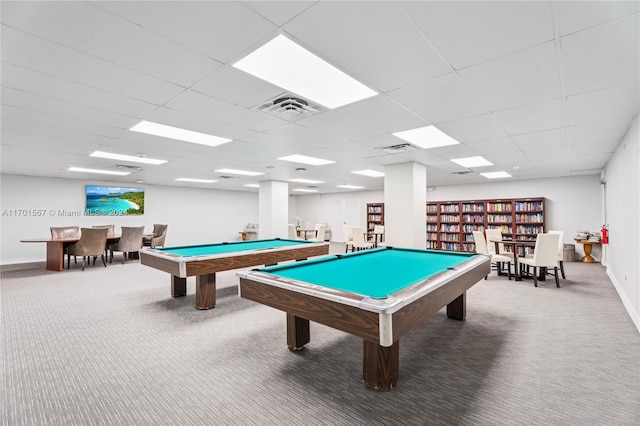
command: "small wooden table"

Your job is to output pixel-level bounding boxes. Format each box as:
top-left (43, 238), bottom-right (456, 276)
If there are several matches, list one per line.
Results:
top-left (576, 240), bottom-right (598, 262)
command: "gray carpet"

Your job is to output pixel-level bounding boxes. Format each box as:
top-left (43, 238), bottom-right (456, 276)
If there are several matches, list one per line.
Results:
top-left (2, 244), bottom-right (639, 425)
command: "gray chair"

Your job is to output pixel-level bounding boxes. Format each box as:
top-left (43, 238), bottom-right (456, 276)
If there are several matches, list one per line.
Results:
top-left (67, 228), bottom-right (109, 271)
top-left (110, 226), bottom-right (145, 264)
top-left (50, 226), bottom-right (80, 269)
top-left (92, 224), bottom-right (115, 258)
top-left (143, 224), bottom-right (167, 248)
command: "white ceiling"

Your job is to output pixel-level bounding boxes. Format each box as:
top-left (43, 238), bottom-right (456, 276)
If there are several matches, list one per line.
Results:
top-left (1, 1), bottom-right (638, 193)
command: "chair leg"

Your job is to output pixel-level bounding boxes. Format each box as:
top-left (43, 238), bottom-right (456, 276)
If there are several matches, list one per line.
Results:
top-left (507, 262), bottom-right (512, 280)
top-left (81, 256), bottom-right (86, 271)
top-left (554, 267), bottom-right (560, 287)
top-left (559, 261), bottom-right (565, 279)
top-left (532, 267), bottom-right (538, 287)
top-left (101, 254), bottom-right (107, 267)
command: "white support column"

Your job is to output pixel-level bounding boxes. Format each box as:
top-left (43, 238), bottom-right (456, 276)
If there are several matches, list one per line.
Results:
top-left (384, 162), bottom-right (426, 249)
top-left (259, 181), bottom-right (289, 239)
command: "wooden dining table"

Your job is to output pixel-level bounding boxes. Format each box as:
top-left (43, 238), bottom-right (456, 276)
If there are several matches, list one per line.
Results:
top-left (490, 239), bottom-right (537, 281)
top-left (21, 235), bottom-right (122, 271)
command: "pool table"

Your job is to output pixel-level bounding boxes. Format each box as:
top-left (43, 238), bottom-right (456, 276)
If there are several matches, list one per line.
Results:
top-left (140, 239), bottom-right (329, 309)
top-left (237, 247), bottom-right (490, 390)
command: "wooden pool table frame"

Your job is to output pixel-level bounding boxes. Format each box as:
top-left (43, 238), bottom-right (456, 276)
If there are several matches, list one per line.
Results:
top-left (237, 250), bottom-right (490, 390)
top-left (140, 240), bottom-right (330, 310)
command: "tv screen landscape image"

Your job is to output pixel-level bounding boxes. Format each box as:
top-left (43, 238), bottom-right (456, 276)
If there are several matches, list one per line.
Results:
top-left (85, 185), bottom-right (144, 216)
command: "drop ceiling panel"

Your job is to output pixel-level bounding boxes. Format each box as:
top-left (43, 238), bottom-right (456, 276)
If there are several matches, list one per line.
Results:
top-left (265, 123), bottom-right (344, 150)
top-left (566, 82), bottom-right (640, 126)
top-left (458, 42), bottom-right (562, 111)
top-left (296, 111), bottom-right (383, 142)
top-left (164, 90), bottom-right (287, 133)
top-left (465, 137), bottom-right (521, 155)
top-left (492, 98), bottom-right (566, 135)
top-left (568, 117), bottom-right (633, 145)
top-left (97, 1), bottom-right (277, 63)
top-left (1, 27), bottom-right (185, 105)
top-left (568, 140), bottom-right (619, 156)
top-left (436, 114), bottom-right (507, 143)
top-left (192, 67), bottom-right (284, 109)
top-left (512, 128), bottom-right (568, 150)
top-left (333, 96), bottom-right (428, 134)
top-left (555, 1), bottom-right (640, 36)
top-left (388, 73), bottom-right (491, 124)
top-left (561, 14), bottom-right (640, 95)
top-left (243, 1), bottom-right (316, 27)
top-left (1, 1), bottom-right (222, 88)
top-left (402, 1), bottom-right (554, 69)
top-left (282, 1), bottom-right (450, 92)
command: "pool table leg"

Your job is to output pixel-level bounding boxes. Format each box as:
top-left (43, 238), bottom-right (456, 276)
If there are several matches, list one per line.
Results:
top-left (446, 292), bottom-right (466, 320)
top-left (286, 313), bottom-right (310, 350)
top-left (196, 273), bottom-right (217, 310)
top-left (362, 340), bottom-right (400, 390)
top-left (172, 276), bottom-right (187, 298)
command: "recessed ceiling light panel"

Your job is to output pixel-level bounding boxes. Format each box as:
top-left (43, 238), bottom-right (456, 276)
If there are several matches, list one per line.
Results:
top-left (214, 168), bottom-right (264, 176)
top-left (233, 35), bottom-right (377, 109)
top-left (90, 151), bottom-right (167, 165)
top-left (68, 167), bottom-right (130, 176)
top-left (337, 185), bottom-right (365, 189)
top-left (130, 121), bottom-right (232, 147)
top-left (175, 178), bottom-right (217, 183)
top-left (451, 156), bottom-right (493, 168)
top-left (393, 125), bottom-right (459, 149)
top-left (288, 178), bottom-right (324, 184)
top-left (352, 170), bottom-right (384, 178)
top-left (278, 154), bottom-right (335, 166)
top-left (481, 171), bottom-right (512, 179)
top-left (292, 188), bottom-right (319, 193)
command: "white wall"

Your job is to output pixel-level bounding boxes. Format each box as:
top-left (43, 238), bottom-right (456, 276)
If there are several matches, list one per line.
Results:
top-left (604, 115), bottom-right (639, 332)
top-left (1, 174), bottom-right (258, 263)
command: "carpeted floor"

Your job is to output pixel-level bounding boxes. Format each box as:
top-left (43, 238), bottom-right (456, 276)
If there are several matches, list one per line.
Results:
top-left (2, 244), bottom-right (639, 425)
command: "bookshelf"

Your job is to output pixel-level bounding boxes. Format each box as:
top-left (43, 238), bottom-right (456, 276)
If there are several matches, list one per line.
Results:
top-left (426, 198), bottom-right (545, 252)
top-left (366, 203), bottom-right (384, 242)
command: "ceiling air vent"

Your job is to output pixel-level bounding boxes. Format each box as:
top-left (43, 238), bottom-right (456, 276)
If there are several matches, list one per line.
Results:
top-left (451, 170), bottom-right (476, 175)
top-left (258, 94), bottom-right (322, 121)
top-left (378, 143), bottom-right (416, 154)
top-left (114, 164), bottom-right (142, 172)
top-left (217, 175), bottom-right (234, 179)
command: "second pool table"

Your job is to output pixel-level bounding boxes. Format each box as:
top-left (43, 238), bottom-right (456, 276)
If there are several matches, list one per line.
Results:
top-left (237, 247), bottom-right (490, 390)
top-left (140, 238), bottom-right (329, 309)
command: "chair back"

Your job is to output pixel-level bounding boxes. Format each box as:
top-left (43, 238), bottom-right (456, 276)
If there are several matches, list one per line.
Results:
top-left (68, 227), bottom-right (109, 257)
top-left (472, 231), bottom-right (489, 255)
top-left (548, 230), bottom-right (564, 261)
top-left (92, 224), bottom-right (115, 235)
top-left (287, 224), bottom-right (298, 239)
top-left (344, 226), bottom-right (353, 242)
top-left (373, 225), bottom-right (385, 244)
top-left (50, 226), bottom-right (80, 239)
top-left (150, 224), bottom-right (168, 247)
top-left (532, 233), bottom-right (561, 267)
top-left (352, 227), bottom-right (366, 244)
top-left (485, 228), bottom-right (505, 254)
top-left (115, 226), bottom-right (145, 252)
top-left (314, 225), bottom-right (327, 241)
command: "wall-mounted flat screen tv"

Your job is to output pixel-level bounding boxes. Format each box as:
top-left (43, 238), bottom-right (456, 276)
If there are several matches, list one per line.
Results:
top-left (86, 185), bottom-right (144, 216)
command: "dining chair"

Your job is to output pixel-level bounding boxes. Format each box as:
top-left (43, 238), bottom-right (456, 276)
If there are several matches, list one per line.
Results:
top-left (143, 224), bottom-right (168, 248)
top-left (548, 230), bottom-right (566, 279)
top-left (351, 227), bottom-right (374, 251)
top-left (67, 227), bottom-right (109, 271)
top-left (309, 225), bottom-right (327, 242)
top-left (472, 231), bottom-right (512, 280)
top-left (50, 226), bottom-right (80, 269)
top-left (110, 226), bottom-right (145, 264)
top-left (373, 225), bottom-right (385, 247)
top-left (344, 226), bottom-right (354, 252)
top-left (92, 224), bottom-right (116, 259)
top-left (518, 233), bottom-right (561, 287)
top-left (287, 224), bottom-right (300, 240)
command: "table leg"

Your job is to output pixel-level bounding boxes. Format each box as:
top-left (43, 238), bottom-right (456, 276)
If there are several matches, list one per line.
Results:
top-left (46, 241), bottom-right (64, 271)
top-left (196, 273), bottom-right (217, 310)
top-left (581, 243), bottom-right (595, 262)
top-left (446, 292), bottom-right (466, 320)
top-left (287, 313), bottom-right (310, 350)
top-left (362, 340), bottom-right (399, 390)
top-left (513, 253), bottom-right (522, 281)
top-left (172, 276), bottom-right (187, 298)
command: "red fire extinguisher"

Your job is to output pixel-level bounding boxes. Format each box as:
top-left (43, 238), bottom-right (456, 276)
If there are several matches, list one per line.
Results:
top-left (601, 225), bottom-right (609, 244)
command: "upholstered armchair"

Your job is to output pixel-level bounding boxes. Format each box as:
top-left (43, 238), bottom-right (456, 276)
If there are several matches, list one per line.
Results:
top-left (67, 228), bottom-right (109, 271)
top-left (110, 226), bottom-right (144, 264)
top-left (50, 226), bottom-right (80, 269)
top-left (143, 224), bottom-right (167, 248)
